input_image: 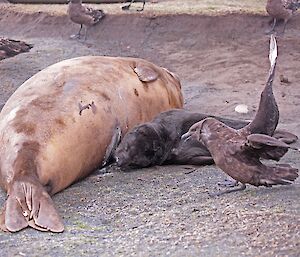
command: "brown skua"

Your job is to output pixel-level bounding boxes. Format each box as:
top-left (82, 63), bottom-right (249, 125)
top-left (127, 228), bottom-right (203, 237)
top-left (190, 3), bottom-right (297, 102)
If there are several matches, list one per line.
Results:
top-left (182, 35), bottom-right (299, 195)
top-left (68, 0), bottom-right (105, 40)
top-left (266, 0), bottom-right (300, 34)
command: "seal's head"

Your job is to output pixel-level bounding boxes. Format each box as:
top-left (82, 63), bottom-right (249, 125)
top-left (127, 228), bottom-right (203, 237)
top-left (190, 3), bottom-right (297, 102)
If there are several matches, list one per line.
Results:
top-left (115, 123), bottom-right (165, 170)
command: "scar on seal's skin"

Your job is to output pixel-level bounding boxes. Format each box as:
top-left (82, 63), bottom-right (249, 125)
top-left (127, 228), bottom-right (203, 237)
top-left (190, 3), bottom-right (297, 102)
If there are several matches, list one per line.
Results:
top-left (78, 101), bottom-right (96, 115)
top-left (134, 88), bottom-right (139, 96)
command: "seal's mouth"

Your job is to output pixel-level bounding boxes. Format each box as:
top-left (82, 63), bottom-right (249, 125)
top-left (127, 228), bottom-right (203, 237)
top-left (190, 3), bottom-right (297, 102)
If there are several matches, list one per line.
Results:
top-left (117, 163), bottom-right (140, 171)
top-left (115, 155), bottom-right (149, 170)
top-left (115, 156), bottom-right (134, 170)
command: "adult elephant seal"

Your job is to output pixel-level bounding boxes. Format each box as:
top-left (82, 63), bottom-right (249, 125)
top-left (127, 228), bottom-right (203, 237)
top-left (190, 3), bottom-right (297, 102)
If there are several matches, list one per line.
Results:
top-left (0, 56), bottom-right (183, 233)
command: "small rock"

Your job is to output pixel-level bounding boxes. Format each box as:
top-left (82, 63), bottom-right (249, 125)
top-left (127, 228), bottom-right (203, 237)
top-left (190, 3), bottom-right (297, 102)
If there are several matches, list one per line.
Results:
top-left (235, 104), bottom-right (249, 114)
top-left (279, 74), bottom-right (291, 84)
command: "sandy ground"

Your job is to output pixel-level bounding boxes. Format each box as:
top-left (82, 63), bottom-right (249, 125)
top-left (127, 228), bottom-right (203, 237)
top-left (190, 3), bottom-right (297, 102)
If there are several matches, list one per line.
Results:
top-left (0, 1), bottom-right (299, 256)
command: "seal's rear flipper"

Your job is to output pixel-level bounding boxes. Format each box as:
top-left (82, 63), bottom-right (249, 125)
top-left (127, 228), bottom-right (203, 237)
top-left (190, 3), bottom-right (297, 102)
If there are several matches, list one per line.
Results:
top-left (1, 177), bottom-right (64, 233)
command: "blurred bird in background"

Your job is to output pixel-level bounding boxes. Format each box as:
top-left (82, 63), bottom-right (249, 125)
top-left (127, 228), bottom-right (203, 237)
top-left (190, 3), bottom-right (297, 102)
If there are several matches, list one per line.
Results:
top-left (122, 0), bottom-right (146, 11)
top-left (266, 0), bottom-right (300, 34)
top-left (68, 0), bottom-right (105, 41)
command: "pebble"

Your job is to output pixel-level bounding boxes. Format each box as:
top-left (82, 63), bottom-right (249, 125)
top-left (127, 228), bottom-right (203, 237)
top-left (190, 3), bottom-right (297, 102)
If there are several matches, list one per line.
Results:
top-left (235, 104), bottom-right (249, 114)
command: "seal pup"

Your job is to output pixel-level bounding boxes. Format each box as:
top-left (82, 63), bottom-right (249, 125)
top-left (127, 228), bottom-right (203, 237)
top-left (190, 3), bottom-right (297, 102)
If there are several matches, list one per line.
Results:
top-left (122, 0), bottom-right (146, 11)
top-left (266, 0), bottom-right (300, 34)
top-left (182, 35), bottom-right (299, 195)
top-left (115, 109), bottom-right (297, 169)
top-left (68, 0), bottom-right (105, 40)
top-left (115, 110), bottom-right (247, 169)
top-left (0, 38), bottom-right (33, 61)
top-left (0, 56), bottom-right (183, 233)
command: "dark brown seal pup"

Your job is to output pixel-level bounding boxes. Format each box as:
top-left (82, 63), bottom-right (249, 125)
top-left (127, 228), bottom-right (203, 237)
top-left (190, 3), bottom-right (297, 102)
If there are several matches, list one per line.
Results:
top-left (182, 35), bottom-right (299, 195)
top-left (0, 56), bottom-right (183, 232)
top-left (114, 109), bottom-right (297, 169)
top-left (266, 0), bottom-right (300, 34)
top-left (122, 0), bottom-right (146, 11)
top-left (115, 110), bottom-right (247, 168)
top-left (0, 38), bottom-right (33, 61)
top-left (68, 0), bottom-right (105, 40)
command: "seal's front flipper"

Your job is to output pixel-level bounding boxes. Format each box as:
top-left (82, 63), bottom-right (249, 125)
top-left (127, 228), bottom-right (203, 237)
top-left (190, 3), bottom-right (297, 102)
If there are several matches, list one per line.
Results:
top-left (3, 177), bottom-right (64, 233)
top-left (134, 64), bottom-right (159, 82)
top-left (102, 123), bottom-right (122, 167)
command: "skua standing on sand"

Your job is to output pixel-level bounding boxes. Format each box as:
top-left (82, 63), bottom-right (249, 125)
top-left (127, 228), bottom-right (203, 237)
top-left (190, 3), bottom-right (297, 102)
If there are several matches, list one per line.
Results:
top-left (182, 35), bottom-right (299, 195)
top-left (0, 38), bottom-right (32, 60)
top-left (68, 0), bottom-right (105, 41)
top-left (266, 0), bottom-right (300, 34)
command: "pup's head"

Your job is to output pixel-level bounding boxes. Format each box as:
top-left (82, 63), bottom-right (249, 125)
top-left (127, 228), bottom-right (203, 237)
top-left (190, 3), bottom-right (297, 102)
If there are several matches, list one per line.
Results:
top-left (115, 123), bottom-right (165, 170)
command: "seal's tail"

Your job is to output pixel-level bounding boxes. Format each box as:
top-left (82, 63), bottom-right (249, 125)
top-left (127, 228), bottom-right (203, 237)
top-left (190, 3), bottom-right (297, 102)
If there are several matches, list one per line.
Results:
top-left (256, 164), bottom-right (299, 187)
top-left (0, 176), bottom-right (64, 233)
